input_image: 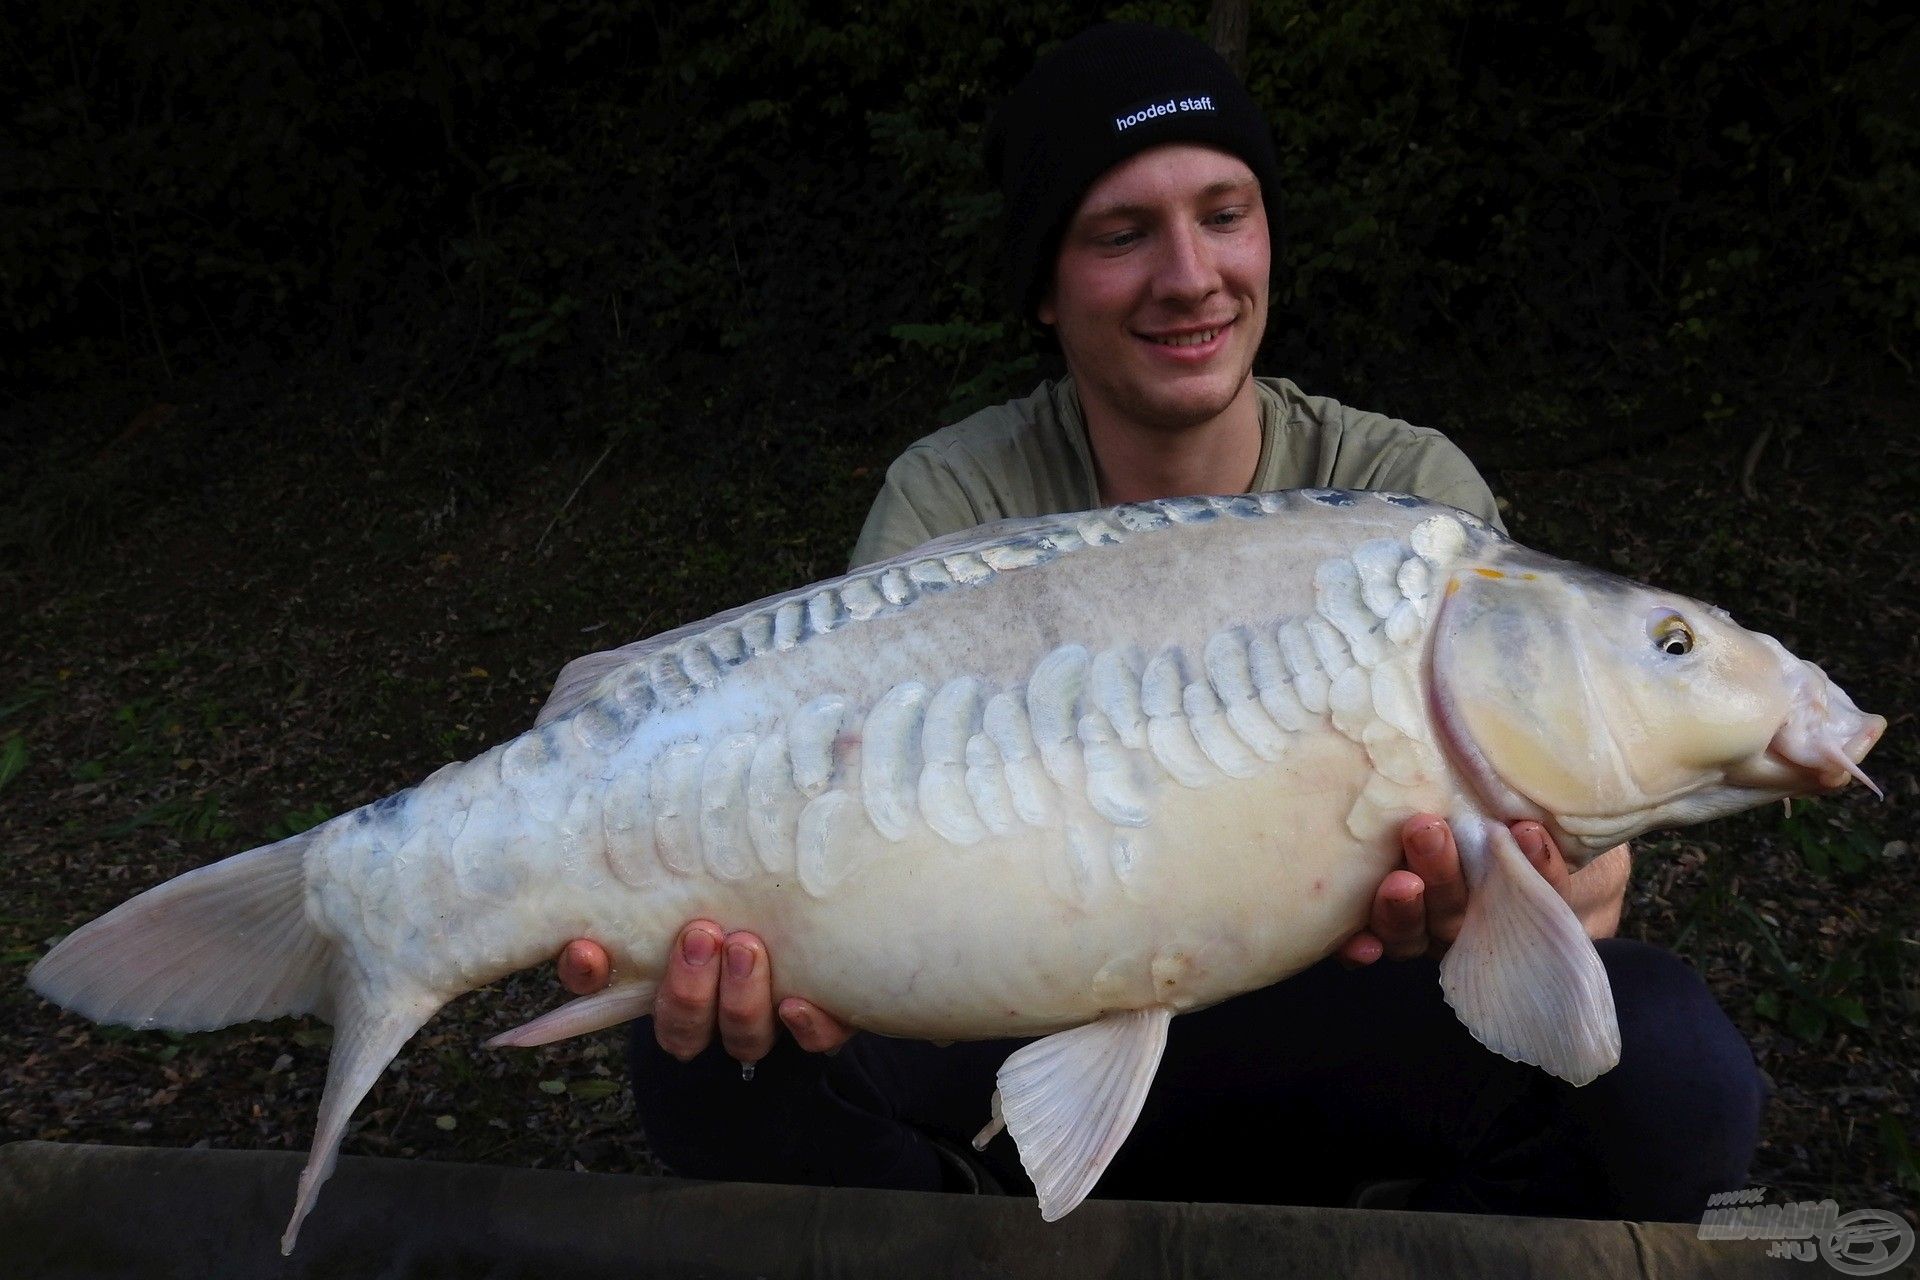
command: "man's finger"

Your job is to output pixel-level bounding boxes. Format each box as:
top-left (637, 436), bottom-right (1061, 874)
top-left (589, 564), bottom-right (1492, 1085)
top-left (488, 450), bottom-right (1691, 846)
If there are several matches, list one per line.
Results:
top-left (1403, 816), bottom-right (1467, 946)
top-left (779, 998), bottom-right (857, 1055)
top-left (654, 922), bottom-right (724, 1062)
top-left (557, 939), bottom-right (610, 995)
top-left (1511, 821), bottom-right (1571, 893)
top-left (1338, 930), bottom-right (1385, 968)
top-left (1372, 869), bottom-right (1428, 960)
top-left (716, 933), bottom-right (777, 1064)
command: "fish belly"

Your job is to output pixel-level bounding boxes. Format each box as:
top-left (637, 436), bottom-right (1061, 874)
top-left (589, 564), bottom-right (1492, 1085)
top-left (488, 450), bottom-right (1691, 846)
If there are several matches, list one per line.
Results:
top-left (746, 733), bottom-right (1414, 1040)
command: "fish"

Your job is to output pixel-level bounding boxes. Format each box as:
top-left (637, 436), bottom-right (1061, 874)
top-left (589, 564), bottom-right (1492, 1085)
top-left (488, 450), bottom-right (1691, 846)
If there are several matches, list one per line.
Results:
top-left (27, 490), bottom-right (1885, 1253)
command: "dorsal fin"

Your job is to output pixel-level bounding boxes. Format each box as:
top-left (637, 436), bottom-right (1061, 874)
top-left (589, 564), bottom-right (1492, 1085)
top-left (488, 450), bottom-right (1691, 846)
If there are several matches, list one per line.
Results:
top-left (535, 590), bottom-right (804, 728)
top-left (533, 512), bottom-right (1104, 728)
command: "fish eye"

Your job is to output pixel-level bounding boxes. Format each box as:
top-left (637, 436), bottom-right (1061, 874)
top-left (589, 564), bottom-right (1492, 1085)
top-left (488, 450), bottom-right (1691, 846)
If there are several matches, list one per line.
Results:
top-left (1648, 610), bottom-right (1694, 656)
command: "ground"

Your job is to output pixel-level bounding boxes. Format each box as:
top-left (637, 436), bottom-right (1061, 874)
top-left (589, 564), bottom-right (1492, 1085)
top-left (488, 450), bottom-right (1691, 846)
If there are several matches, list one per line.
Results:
top-left (1, 356), bottom-right (1914, 1226)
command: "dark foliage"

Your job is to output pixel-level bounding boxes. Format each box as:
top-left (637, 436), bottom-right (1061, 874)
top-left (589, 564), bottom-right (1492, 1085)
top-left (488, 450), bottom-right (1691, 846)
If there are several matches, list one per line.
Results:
top-left (3, 0), bottom-right (1915, 433)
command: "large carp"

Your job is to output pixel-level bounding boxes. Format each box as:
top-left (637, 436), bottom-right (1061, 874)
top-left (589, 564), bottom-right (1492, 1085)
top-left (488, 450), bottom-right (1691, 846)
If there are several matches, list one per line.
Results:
top-left (30, 490), bottom-right (1884, 1252)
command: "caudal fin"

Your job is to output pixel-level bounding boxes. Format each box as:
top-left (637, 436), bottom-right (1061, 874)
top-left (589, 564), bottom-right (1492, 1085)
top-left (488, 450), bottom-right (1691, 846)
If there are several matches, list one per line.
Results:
top-left (29, 830), bottom-right (334, 1031)
top-left (28, 826), bottom-right (443, 1253)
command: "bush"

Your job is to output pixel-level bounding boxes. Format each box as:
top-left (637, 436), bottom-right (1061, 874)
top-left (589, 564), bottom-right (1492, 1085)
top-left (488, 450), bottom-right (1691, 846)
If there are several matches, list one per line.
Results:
top-left (3, 0), bottom-right (1913, 423)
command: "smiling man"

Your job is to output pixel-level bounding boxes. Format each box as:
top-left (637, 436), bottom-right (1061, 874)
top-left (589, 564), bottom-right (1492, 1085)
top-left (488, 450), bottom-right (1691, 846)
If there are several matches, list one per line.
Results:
top-left (577, 22), bottom-right (1763, 1223)
top-left (847, 27), bottom-right (1501, 565)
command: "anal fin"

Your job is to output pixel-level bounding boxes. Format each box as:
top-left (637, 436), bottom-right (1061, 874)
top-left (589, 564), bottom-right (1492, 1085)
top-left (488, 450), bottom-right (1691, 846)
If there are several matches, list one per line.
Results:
top-left (994, 1007), bottom-right (1171, 1221)
top-left (1441, 816), bottom-right (1620, 1085)
top-left (282, 981), bottom-right (439, 1254)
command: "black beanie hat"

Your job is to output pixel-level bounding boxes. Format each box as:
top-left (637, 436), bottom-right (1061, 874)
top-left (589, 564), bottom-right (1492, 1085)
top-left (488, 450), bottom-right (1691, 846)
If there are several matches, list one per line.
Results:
top-left (984, 22), bottom-right (1281, 322)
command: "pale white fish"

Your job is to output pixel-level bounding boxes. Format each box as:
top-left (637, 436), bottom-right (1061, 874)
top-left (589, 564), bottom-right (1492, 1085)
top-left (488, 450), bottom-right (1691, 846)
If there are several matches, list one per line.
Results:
top-left (28, 490), bottom-right (1885, 1252)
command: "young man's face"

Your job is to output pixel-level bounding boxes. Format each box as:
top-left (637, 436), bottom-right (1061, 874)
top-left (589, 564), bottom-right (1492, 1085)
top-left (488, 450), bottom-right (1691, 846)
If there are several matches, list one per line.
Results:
top-left (1039, 143), bottom-right (1270, 433)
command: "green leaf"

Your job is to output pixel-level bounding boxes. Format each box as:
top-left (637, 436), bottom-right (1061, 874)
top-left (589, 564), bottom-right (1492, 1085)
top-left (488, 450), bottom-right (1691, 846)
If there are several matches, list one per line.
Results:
top-left (1879, 1117), bottom-right (1920, 1194)
top-left (1753, 991), bottom-right (1781, 1021)
top-left (0, 734), bottom-right (27, 792)
top-left (1835, 835), bottom-right (1872, 875)
top-left (568, 1078), bottom-right (621, 1101)
top-left (1785, 1001), bottom-right (1827, 1043)
top-left (537, 1078), bottom-right (567, 1095)
top-left (1820, 996), bottom-right (1870, 1029)
top-left (888, 320), bottom-right (1004, 352)
top-left (434, 1114), bottom-right (457, 1131)
top-left (265, 803), bottom-right (334, 842)
top-left (1797, 827), bottom-right (1831, 877)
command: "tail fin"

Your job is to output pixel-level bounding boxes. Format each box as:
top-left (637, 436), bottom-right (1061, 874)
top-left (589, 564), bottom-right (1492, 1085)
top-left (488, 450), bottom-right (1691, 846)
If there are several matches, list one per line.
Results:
top-left (28, 826), bottom-right (444, 1254)
top-left (29, 830), bottom-right (334, 1031)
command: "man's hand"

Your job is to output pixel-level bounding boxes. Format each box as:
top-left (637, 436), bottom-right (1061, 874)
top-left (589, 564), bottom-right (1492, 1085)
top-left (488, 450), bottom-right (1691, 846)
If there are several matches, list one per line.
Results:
top-left (553, 924), bottom-right (855, 1064)
top-left (1338, 815), bottom-right (1631, 966)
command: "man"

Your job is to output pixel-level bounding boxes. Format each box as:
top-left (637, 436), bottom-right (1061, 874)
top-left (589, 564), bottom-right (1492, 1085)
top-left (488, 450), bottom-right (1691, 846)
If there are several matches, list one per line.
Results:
top-left (556, 23), bottom-right (1762, 1217)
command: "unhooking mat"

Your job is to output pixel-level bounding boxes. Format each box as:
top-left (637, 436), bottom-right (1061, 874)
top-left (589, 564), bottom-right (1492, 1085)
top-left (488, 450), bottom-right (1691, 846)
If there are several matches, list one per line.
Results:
top-left (0, 1139), bottom-right (1824, 1278)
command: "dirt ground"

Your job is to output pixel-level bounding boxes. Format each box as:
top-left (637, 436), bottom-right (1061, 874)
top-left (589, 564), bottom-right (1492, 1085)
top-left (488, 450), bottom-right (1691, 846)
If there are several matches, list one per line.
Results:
top-left (1, 358), bottom-right (1914, 1226)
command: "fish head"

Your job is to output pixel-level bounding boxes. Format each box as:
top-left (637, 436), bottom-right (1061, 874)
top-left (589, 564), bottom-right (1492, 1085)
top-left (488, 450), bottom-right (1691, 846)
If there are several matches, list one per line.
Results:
top-left (1428, 551), bottom-right (1886, 860)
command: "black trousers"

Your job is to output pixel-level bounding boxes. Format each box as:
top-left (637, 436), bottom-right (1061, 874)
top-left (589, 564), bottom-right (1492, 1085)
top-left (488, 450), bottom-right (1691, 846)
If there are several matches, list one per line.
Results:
top-left (630, 939), bottom-right (1766, 1222)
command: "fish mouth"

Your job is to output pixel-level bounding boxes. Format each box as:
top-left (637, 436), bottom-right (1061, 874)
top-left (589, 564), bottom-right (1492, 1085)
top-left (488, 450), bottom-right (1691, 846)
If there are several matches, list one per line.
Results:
top-left (1737, 713), bottom-right (1887, 798)
top-left (1729, 643), bottom-right (1887, 799)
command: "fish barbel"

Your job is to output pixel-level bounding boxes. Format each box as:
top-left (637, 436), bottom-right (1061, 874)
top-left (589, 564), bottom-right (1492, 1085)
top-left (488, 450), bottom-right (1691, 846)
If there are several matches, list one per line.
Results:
top-left (28, 490), bottom-right (1885, 1252)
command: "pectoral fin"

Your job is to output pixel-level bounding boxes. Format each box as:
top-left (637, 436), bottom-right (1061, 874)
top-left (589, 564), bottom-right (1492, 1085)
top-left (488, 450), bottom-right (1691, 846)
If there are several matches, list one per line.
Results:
top-left (991, 1007), bottom-right (1172, 1221)
top-left (1441, 818), bottom-right (1620, 1085)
